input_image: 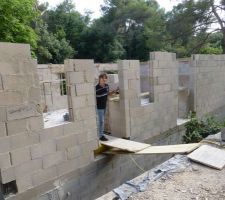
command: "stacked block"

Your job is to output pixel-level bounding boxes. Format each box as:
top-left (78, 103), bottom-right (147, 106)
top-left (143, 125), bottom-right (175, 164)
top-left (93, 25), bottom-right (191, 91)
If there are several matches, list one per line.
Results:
top-left (191, 54), bottom-right (225, 118)
top-left (0, 43), bottom-right (44, 192)
top-left (64, 58), bottom-right (98, 165)
top-left (113, 52), bottom-right (178, 141)
top-left (0, 44), bottom-right (98, 197)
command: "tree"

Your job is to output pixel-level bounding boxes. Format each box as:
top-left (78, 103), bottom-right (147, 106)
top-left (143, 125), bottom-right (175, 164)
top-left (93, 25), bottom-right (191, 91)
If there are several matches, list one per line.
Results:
top-left (35, 22), bottom-right (74, 64)
top-left (34, 1), bottom-right (75, 63)
top-left (100, 0), bottom-right (167, 61)
top-left (42, 0), bottom-right (87, 54)
top-left (77, 20), bottom-right (125, 62)
top-left (0, 0), bottom-right (38, 52)
top-left (167, 0), bottom-right (225, 55)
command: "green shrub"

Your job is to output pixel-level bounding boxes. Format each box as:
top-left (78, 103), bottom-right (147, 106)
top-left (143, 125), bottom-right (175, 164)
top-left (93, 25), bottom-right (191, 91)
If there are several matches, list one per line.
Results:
top-left (183, 114), bottom-right (223, 143)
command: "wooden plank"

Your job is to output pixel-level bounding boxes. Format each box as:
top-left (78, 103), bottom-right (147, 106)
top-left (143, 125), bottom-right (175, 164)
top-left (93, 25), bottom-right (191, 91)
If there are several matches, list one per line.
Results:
top-left (100, 135), bottom-right (150, 152)
top-left (135, 143), bottom-right (200, 154)
top-left (187, 145), bottom-right (225, 170)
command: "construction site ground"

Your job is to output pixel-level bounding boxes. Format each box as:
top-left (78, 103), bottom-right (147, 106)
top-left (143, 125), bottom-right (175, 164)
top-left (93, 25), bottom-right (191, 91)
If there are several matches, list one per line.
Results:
top-left (129, 162), bottom-right (225, 200)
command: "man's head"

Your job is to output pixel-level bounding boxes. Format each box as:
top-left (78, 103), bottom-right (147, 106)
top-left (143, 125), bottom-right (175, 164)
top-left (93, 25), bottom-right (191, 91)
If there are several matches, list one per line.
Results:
top-left (99, 73), bottom-right (108, 86)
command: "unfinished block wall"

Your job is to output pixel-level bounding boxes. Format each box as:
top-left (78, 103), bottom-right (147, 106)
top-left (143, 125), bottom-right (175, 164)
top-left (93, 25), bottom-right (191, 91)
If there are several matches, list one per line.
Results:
top-left (37, 64), bottom-right (68, 111)
top-left (0, 43), bottom-right (98, 198)
top-left (116, 52), bottom-right (178, 141)
top-left (191, 54), bottom-right (225, 118)
top-left (0, 43), bottom-right (44, 193)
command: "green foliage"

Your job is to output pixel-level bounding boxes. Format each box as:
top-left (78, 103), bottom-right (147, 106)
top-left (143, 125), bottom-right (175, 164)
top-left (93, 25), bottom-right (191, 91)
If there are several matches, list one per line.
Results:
top-left (35, 22), bottom-right (74, 64)
top-left (99, 0), bottom-right (167, 61)
top-left (42, 0), bottom-right (87, 54)
top-left (166, 0), bottom-right (225, 56)
top-left (183, 115), bottom-right (223, 143)
top-left (0, 0), bottom-right (38, 52)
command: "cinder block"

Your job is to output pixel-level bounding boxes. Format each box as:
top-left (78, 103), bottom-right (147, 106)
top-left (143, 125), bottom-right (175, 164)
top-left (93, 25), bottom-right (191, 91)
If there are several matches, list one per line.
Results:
top-left (10, 132), bottom-right (40, 150)
top-left (64, 59), bottom-right (75, 72)
top-left (83, 118), bottom-right (97, 131)
top-left (63, 122), bottom-right (83, 136)
top-left (7, 103), bottom-right (40, 121)
top-left (11, 147), bottom-right (31, 166)
top-left (79, 107), bottom-right (96, 120)
top-left (84, 70), bottom-right (95, 83)
top-left (73, 60), bottom-right (94, 72)
top-left (56, 158), bottom-right (78, 177)
top-left (86, 95), bottom-right (96, 106)
top-left (14, 159), bottom-right (42, 179)
top-left (77, 133), bottom-right (88, 144)
top-left (0, 43), bottom-right (31, 63)
top-left (118, 60), bottom-right (130, 70)
top-left (71, 96), bottom-right (87, 109)
top-left (0, 137), bottom-right (10, 153)
top-left (129, 60), bottom-right (140, 69)
top-left (40, 126), bottom-right (63, 142)
top-left (69, 72), bottom-right (84, 84)
top-left (56, 134), bottom-right (78, 150)
top-left (30, 140), bottom-right (56, 159)
top-left (2, 75), bottom-right (32, 91)
top-left (0, 123), bottom-right (7, 137)
top-left (32, 166), bottom-right (57, 186)
top-left (75, 83), bottom-right (94, 96)
top-left (28, 87), bottom-right (41, 103)
top-left (0, 91), bottom-right (23, 106)
top-left (16, 175), bottom-right (33, 193)
top-left (6, 119), bottom-right (28, 135)
top-left (67, 146), bottom-right (82, 160)
top-left (0, 167), bottom-right (15, 184)
top-left (43, 151), bottom-right (66, 169)
top-left (128, 80), bottom-right (140, 91)
top-left (0, 107), bottom-right (7, 122)
top-left (86, 129), bottom-right (98, 142)
top-left (0, 152), bottom-right (11, 169)
top-left (28, 116), bottom-right (44, 131)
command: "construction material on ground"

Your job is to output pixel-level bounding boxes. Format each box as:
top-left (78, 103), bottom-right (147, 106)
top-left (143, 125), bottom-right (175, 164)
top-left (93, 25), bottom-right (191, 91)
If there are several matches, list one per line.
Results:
top-left (136, 143), bottom-right (200, 154)
top-left (101, 135), bottom-right (200, 155)
top-left (187, 144), bottom-right (225, 170)
top-left (100, 135), bottom-right (150, 152)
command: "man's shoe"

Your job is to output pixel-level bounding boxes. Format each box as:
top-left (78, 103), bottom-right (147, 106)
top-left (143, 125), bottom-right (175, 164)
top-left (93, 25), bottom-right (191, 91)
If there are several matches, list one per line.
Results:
top-left (100, 136), bottom-right (108, 141)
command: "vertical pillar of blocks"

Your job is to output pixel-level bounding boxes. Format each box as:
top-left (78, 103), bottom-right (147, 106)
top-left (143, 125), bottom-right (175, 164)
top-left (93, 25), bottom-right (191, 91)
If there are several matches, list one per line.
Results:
top-left (64, 59), bottom-right (98, 159)
top-left (118, 60), bottom-right (141, 138)
top-left (191, 54), bottom-right (225, 118)
top-left (150, 52), bottom-right (178, 132)
top-left (0, 43), bottom-right (43, 190)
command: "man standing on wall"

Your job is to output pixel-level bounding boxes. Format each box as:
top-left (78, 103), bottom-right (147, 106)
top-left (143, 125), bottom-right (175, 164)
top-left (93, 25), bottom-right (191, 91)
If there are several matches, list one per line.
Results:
top-left (96, 73), bottom-right (110, 141)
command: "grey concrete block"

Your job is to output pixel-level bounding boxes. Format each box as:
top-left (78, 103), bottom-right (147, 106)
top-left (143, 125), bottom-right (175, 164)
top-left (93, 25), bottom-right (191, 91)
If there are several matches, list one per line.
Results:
top-left (11, 147), bottom-right (31, 166)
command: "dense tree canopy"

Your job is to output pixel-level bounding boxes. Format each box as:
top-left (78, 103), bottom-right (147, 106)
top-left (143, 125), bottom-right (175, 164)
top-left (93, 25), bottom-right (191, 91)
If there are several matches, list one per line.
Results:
top-left (0, 0), bottom-right (224, 63)
top-left (0, 0), bottom-right (38, 52)
top-left (166, 0), bottom-right (225, 56)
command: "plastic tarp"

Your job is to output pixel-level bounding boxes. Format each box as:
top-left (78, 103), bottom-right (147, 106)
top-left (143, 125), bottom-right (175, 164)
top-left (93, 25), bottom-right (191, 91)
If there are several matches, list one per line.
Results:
top-left (113, 155), bottom-right (191, 200)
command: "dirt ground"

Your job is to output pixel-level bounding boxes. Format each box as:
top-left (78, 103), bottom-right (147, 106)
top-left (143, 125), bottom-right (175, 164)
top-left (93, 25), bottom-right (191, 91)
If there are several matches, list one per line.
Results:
top-left (128, 162), bottom-right (225, 200)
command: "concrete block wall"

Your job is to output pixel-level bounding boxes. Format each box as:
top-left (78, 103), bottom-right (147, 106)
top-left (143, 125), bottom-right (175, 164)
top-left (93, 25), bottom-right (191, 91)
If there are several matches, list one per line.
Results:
top-left (115, 52), bottom-right (178, 141)
top-left (64, 58), bottom-right (98, 160)
top-left (37, 65), bottom-right (68, 111)
top-left (191, 54), bottom-right (225, 118)
top-left (0, 43), bottom-right (99, 199)
top-left (0, 43), bottom-right (44, 193)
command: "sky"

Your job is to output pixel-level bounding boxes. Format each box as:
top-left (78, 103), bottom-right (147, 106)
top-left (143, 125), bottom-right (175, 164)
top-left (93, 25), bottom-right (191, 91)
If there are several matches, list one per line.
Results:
top-left (39, 0), bottom-right (182, 18)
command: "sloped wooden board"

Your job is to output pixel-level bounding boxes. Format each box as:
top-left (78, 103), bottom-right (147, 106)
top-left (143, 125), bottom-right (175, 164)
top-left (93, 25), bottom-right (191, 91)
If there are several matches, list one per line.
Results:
top-left (187, 145), bottom-right (225, 170)
top-left (135, 143), bottom-right (200, 154)
top-left (100, 135), bottom-right (150, 152)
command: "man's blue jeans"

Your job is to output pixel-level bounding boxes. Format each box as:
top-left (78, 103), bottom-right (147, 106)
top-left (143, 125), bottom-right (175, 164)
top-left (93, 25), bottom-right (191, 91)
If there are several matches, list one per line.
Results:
top-left (97, 109), bottom-right (106, 138)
